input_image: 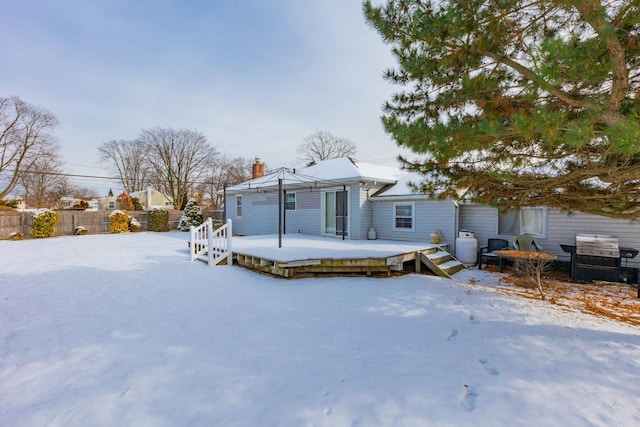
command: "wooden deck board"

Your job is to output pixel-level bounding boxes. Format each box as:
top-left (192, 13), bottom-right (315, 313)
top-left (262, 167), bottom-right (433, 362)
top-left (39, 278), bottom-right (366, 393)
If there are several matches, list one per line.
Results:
top-left (232, 247), bottom-right (456, 278)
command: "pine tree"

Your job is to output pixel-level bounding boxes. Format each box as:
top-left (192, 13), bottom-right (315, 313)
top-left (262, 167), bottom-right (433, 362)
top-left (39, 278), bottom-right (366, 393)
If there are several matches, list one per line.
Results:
top-left (108, 188), bottom-right (113, 197)
top-left (178, 198), bottom-right (203, 231)
top-left (364, 0), bottom-right (640, 219)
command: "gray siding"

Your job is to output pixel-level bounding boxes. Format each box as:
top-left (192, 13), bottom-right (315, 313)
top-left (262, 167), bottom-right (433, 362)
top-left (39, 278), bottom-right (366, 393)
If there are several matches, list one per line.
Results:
top-left (460, 204), bottom-right (640, 268)
top-left (372, 199), bottom-right (457, 245)
top-left (283, 190), bottom-right (322, 235)
top-left (226, 192), bottom-right (279, 235)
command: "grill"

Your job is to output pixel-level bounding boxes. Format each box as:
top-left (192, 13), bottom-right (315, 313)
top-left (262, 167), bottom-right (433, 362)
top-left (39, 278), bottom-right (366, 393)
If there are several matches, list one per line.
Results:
top-left (560, 234), bottom-right (639, 283)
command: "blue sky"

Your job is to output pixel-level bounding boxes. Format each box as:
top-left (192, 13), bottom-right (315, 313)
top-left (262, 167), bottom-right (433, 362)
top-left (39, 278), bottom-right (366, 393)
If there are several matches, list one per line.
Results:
top-left (0, 0), bottom-right (404, 194)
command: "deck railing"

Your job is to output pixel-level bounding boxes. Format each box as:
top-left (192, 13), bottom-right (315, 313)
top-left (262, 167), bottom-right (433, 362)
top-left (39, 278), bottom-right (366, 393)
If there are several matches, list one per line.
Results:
top-left (190, 218), bottom-right (233, 266)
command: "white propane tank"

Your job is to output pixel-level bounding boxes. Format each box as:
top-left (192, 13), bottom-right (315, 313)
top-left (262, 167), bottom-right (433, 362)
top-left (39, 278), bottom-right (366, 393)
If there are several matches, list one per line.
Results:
top-left (455, 230), bottom-right (478, 265)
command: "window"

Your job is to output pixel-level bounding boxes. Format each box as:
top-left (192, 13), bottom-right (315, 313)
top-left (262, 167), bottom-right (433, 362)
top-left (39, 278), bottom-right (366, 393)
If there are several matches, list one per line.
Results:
top-left (285, 193), bottom-right (296, 211)
top-left (393, 202), bottom-right (415, 231)
top-left (498, 207), bottom-right (545, 237)
top-left (236, 195), bottom-right (242, 217)
top-left (108, 201), bottom-right (115, 209)
top-left (164, 201), bottom-right (173, 206)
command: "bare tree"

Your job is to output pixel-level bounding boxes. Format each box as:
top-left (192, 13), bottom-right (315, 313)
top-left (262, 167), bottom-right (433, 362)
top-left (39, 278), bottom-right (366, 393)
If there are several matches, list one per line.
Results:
top-left (296, 130), bottom-right (357, 164)
top-left (140, 127), bottom-right (218, 209)
top-left (198, 155), bottom-right (253, 208)
top-left (19, 150), bottom-right (67, 208)
top-left (98, 139), bottom-right (150, 193)
top-left (0, 96), bottom-right (59, 199)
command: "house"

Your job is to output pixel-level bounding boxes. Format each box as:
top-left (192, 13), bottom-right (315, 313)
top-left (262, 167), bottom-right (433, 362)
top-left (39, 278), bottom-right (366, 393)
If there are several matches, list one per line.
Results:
top-left (130, 187), bottom-right (174, 210)
top-left (459, 204), bottom-right (640, 269)
top-left (98, 187), bottom-right (174, 211)
top-left (226, 157), bottom-right (640, 270)
top-left (224, 157), bottom-right (459, 248)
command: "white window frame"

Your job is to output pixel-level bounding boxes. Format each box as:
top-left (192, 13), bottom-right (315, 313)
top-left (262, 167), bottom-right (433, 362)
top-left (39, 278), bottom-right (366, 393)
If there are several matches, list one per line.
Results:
top-left (497, 207), bottom-right (547, 238)
top-left (285, 192), bottom-right (296, 211)
top-left (393, 202), bottom-right (415, 232)
top-left (108, 201), bottom-right (115, 209)
top-left (236, 195), bottom-right (243, 218)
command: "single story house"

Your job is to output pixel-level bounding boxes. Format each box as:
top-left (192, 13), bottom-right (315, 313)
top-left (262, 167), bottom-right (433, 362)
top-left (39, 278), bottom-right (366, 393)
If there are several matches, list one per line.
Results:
top-left (224, 157), bottom-right (459, 250)
top-left (225, 157), bottom-right (640, 269)
top-left (98, 187), bottom-right (174, 211)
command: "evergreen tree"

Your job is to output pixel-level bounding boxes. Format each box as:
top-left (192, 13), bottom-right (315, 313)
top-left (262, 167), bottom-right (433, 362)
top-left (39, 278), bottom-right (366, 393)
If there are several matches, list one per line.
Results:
top-left (178, 198), bottom-right (203, 231)
top-left (364, 0), bottom-right (640, 219)
top-left (108, 188), bottom-right (114, 197)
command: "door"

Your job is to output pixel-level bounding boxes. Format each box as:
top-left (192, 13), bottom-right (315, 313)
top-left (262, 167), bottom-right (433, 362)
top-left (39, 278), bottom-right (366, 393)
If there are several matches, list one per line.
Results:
top-left (324, 190), bottom-right (348, 237)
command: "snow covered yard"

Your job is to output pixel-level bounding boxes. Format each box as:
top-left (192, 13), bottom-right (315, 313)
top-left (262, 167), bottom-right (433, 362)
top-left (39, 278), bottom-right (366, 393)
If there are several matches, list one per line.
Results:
top-left (1, 232), bottom-right (639, 426)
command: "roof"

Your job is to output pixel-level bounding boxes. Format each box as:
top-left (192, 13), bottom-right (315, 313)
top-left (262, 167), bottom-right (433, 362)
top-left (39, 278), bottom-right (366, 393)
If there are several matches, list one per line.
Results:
top-left (225, 157), bottom-right (407, 192)
top-left (370, 172), bottom-right (428, 199)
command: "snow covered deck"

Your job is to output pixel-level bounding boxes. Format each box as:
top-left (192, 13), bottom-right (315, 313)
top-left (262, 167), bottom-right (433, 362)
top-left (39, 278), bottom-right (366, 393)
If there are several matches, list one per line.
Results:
top-left (230, 234), bottom-right (464, 278)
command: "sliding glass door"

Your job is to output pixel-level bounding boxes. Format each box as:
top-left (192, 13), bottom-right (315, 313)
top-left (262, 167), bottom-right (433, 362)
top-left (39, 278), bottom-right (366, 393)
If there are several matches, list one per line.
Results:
top-left (324, 190), bottom-right (347, 237)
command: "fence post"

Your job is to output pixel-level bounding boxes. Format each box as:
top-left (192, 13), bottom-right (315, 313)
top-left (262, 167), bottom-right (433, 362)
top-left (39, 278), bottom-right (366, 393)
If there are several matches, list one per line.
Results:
top-left (226, 218), bottom-right (233, 266)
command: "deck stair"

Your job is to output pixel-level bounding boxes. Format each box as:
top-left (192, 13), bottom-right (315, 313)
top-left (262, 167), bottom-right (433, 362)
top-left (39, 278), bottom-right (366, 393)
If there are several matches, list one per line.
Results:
top-left (190, 218), bottom-right (232, 266)
top-left (419, 249), bottom-right (466, 278)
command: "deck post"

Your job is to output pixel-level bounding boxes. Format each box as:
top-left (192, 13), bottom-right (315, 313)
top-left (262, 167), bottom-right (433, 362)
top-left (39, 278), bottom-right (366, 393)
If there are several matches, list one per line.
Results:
top-left (190, 225), bottom-right (196, 261)
top-left (415, 251), bottom-right (422, 274)
top-left (207, 218), bottom-right (214, 267)
top-left (226, 218), bottom-right (233, 265)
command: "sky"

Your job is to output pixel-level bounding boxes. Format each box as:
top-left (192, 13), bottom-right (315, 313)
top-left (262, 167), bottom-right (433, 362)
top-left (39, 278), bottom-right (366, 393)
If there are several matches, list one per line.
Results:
top-left (0, 0), bottom-right (407, 195)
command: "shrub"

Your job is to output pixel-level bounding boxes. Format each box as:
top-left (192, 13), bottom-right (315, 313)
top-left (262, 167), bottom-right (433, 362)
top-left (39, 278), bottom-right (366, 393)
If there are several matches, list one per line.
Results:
top-left (129, 217), bottom-right (142, 232)
top-left (74, 226), bottom-right (88, 235)
top-left (0, 199), bottom-right (18, 208)
top-left (131, 197), bottom-right (143, 211)
top-left (109, 209), bottom-right (131, 233)
top-left (117, 192), bottom-right (134, 211)
top-left (178, 199), bottom-right (203, 231)
top-left (9, 231), bottom-right (24, 240)
top-left (30, 209), bottom-right (58, 238)
top-left (147, 208), bottom-right (169, 232)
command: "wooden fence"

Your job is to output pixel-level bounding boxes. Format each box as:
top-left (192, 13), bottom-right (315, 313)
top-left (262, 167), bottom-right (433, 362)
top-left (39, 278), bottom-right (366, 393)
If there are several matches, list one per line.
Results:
top-left (0, 210), bottom-right (184, 239)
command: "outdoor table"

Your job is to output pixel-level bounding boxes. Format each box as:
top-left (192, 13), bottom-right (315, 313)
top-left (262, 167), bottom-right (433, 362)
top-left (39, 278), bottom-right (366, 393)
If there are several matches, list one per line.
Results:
top-left (492, 250), bottom-right (557, 273)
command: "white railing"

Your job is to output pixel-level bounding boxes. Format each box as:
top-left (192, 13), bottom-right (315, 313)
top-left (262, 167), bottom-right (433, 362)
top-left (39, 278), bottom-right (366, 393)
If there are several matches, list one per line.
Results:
top-left (190, 218), bottom-right (233, 266)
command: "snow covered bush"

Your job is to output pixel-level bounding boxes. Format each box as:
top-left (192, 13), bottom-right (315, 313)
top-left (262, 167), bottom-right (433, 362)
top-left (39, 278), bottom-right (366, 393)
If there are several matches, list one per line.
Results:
top-left (109, 210), bottom-right (131, 233)
top-left (178, 199), bottom-right (203, 231)
top-left (128, 217), bottom-right (142, 232)
top-left (9, 231), bottom-right (24, 240)
top-left (147, 208), bottom-right (169, 232)
top-left (74, 226), bottom-right (88, 235)
top-left (30, 209), bottom-right (58, 238)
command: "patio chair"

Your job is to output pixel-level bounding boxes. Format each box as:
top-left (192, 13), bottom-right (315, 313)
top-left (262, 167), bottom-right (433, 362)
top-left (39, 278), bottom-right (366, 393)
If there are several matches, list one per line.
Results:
top-left (513, 233), bottom-right (541, 252)
top-left (478, 238), bottom-right (509, 269)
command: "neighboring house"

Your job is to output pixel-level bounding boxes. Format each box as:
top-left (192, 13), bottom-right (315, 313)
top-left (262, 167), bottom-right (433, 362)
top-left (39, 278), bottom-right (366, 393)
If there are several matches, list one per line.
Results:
top-left (58, 197), bottom-right (99, 211)
top-left (98, 187), bottom-right (174, 211)
top-left (224, 157), bottom-right (459, 248)
top-left (130, 187), bottom-right (175, 210)
top-left (4, 194), bottom-right (26, 209)
top-left (226, 157), bottom-right (640, 269)
top-left (99, 187), bottom-right (173, 211)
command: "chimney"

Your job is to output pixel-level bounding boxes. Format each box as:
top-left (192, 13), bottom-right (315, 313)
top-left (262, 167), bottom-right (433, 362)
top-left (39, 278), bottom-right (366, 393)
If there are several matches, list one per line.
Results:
top-left (252, 157), bottom-right (264, 179)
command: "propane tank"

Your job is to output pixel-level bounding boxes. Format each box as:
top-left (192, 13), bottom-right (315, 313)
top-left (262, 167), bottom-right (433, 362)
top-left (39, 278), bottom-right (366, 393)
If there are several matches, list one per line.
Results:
top-left (455, 230), bottom-right (478, 265)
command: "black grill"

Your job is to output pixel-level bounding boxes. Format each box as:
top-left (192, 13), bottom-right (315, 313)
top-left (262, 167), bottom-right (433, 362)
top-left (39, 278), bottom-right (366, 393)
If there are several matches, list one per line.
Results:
top-left (560, 234), bottom-right (638, 283)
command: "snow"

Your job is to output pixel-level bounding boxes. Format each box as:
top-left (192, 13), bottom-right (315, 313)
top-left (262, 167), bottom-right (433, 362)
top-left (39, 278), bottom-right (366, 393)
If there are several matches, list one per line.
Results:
top-left (2, 232), bottom-right (639, 426)
top-left (232, 234), bottom-right (444, 262)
